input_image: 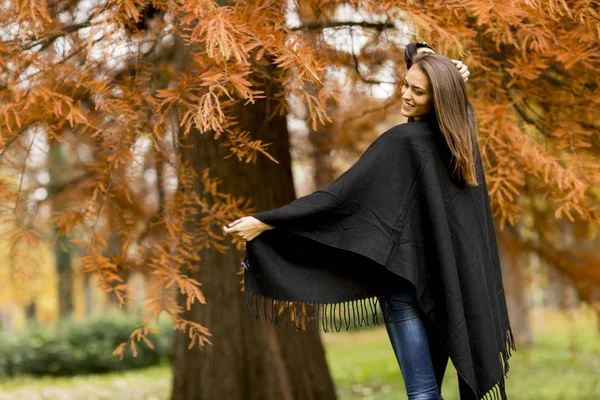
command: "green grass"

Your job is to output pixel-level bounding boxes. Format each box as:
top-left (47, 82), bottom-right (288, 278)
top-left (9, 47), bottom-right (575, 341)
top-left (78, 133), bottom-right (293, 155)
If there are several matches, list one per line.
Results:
top-left (0, 307), bottom-right (598, 400)
top-left (0, 364), bottom-right (171, 400)
top-left (322, 307), bottom-right (600, 400)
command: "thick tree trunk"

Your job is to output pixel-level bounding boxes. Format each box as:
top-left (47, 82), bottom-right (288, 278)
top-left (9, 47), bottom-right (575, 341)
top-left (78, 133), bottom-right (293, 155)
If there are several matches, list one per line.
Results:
top-left (169, 42), bottom-right (337, 400)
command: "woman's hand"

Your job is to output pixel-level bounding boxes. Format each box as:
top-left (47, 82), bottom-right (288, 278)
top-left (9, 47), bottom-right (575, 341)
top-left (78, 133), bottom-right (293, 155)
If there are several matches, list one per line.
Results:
top-left (415, 46), bottom-right (471, 82)
top-left (222, 216), bottom-right (274, 242)
top-left (451, 59), bottom-right (471, 82)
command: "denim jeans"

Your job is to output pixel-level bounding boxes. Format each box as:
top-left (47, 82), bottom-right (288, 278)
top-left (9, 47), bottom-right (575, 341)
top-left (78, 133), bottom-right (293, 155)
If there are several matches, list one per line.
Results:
top-left (383, 289), bottom-right (448, 400)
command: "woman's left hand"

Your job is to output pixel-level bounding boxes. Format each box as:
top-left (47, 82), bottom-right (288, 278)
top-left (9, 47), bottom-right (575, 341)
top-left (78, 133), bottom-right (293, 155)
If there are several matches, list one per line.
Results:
top-left (222, 216), bottom-right (274, 242)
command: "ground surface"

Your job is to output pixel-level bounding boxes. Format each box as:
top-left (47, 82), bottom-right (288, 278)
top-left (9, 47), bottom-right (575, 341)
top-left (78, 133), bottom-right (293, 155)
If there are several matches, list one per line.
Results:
top-left (0, 308), bottom-right (598, 400)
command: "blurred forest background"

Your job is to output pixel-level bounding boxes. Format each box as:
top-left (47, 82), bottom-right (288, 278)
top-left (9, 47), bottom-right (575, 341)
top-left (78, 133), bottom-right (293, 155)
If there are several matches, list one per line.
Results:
top-left (0, 0), bottom-right (599, 399)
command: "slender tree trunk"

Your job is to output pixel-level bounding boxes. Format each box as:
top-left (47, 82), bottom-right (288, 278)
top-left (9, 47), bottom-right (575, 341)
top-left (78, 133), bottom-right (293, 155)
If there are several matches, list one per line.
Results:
top-left (2, 303), bottom-right (16, 332)
top-left (500, 250), bottom-right (533, 347)
top-left (48, 142), bottom-right (74, 317)
top-left (546, 266), bottom-right (571, 310)
top-left (557, 221), bottom-right (579, 310)
top-left (105, 229), bottom-right (125, 307)
top-left (24, 302), bottom-right (36, 322)
top-left (309, 130), bottom-right (337, 189)
top-left (545, 221), bottom-right (581, 311)
top-left (83, 274), bottom-right (94, 316)
top-left (169, 37), bottom-right (336, 400)
top-left (55, 231), bottom-right (74, 316)
top-left (296, 1), bottom-right (338, 191)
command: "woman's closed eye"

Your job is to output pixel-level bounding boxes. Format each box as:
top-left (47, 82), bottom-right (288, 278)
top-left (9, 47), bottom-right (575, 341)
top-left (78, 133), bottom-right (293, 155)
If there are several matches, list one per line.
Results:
top-left (404, 82), bottom-right (424, 95)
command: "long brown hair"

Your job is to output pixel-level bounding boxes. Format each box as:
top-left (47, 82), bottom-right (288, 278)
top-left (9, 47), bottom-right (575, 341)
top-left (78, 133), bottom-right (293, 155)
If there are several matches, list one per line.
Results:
top-left (411, 52), bottom-right (479, 186)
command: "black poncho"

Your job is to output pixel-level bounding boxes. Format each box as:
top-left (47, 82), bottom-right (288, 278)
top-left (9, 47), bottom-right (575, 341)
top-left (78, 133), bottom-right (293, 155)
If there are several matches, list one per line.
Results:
top-left (243, 116), bottom-right (515, 400)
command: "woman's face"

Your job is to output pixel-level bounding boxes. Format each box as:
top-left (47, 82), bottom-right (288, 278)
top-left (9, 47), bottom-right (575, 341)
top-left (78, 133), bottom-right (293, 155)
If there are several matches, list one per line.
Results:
top-left (401, 67), bottom-right (432, 121)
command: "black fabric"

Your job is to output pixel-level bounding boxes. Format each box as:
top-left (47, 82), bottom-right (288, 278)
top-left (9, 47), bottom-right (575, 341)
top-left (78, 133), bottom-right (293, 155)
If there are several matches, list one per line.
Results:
top-left (243, 117), bottom-right (515, 400)
top-left (405, 42), bottom-right (434, 69)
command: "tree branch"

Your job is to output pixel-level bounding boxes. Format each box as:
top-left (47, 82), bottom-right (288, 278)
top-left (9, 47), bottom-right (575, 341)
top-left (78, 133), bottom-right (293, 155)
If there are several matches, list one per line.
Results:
top-left (504, 224), bottom-right (600, 304)
top-left (18, 22), bottom-right (92, 51)
top-left (44, 171), bottom-right (97, 200)
top-left (511, 100), bottom-right (548, 135)
top-left (290, 21), bottom-right (396, 32)
top-left (0, 121), bottom-right (37, 159)
top-left (349, 30), bottom-right (396, 86)
top-left (342, 97), bottom-right (399, 127)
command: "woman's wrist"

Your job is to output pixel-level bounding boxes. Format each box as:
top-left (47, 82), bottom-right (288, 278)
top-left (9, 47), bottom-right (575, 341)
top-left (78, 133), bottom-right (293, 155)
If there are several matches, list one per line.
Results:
top-left (253, 217), bottom-right (274, 231)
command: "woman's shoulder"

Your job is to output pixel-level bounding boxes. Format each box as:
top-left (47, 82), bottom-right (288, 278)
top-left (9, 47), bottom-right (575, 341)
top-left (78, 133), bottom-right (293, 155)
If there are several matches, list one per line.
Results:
top-left (381, 120), bottom-right (438, 143)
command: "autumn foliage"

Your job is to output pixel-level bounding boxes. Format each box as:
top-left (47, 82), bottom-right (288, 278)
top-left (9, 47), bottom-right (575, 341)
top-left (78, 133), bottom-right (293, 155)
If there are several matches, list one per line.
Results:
top-left (0, 0), bottom-right (599, 354)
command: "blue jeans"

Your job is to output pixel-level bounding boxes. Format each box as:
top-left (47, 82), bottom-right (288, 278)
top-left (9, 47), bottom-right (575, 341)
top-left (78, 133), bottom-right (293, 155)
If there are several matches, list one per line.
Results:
top-left (383, 290), bottom-right (447, 400)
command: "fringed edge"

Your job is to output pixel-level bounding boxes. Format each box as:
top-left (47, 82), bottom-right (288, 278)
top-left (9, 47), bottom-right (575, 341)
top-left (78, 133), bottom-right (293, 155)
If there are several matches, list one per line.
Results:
top-left (478, 327), bottom-right (517, 400)
top-left (244, 291), bottom-right (383, 332)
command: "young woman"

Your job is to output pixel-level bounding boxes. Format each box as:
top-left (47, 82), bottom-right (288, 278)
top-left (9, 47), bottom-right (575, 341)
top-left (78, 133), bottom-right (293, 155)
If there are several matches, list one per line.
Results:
top-left (224, 48), bottom-right (514, 400)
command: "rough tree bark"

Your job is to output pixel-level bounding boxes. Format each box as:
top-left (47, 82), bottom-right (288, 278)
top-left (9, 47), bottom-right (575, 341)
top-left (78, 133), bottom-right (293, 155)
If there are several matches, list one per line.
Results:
top-left (169, 37), bottom-right (337, 400)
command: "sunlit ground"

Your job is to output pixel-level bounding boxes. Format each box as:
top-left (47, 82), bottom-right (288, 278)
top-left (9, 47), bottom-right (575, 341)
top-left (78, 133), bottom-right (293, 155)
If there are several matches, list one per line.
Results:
top-left (0, 307), bottom-right (598, 400)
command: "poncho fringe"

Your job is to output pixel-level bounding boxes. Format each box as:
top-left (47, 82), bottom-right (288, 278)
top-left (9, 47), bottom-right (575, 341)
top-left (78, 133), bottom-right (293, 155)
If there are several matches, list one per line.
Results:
top-left (243, 267), bottom-right (517, 400)
top-left (244, 291), bottom-right (383, 332)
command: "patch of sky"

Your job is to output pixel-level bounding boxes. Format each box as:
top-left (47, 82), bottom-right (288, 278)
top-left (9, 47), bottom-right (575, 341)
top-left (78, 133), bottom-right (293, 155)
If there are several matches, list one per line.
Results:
top-left (126, 136), bottom-right (152, 189)
top-left (54, 36), bottom-right (75, 62)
